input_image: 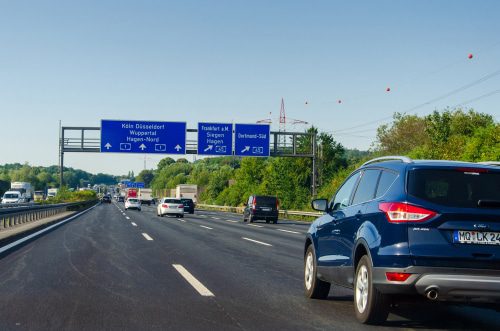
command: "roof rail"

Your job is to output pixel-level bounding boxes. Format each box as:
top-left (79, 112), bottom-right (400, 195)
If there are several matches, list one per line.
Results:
top-left (477, 161), bottom-right (500, 167)
top-left (362, 156), bottom-right (413, 167)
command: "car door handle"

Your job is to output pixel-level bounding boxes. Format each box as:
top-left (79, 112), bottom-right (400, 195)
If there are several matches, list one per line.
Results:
top-left (331, 229), bottom-right (340, 235)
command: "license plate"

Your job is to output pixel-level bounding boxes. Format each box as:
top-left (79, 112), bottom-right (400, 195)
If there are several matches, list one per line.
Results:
top-left (453, 230), bottom-right (500, 245)
top-left (261, 207), bottom-right (271, 211)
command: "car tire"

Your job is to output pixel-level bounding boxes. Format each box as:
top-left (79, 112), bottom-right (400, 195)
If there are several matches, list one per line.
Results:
top-left (248, 215), bottom-right (254, 223)
top-left (354, 255), bottom-right (389, 325)
top-left (180, 215), bottom-right (184, 218)
top-left (273, 218), bottom-right (278, 224)
top-left (266, 219), bottom-right (270, 224)
top-left (304, 245), bottom-right (330, 299)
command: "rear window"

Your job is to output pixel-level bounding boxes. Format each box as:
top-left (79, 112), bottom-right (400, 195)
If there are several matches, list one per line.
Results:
top-left (408, 169), bottom-right (500, 208)
top-left (255, 196), bottom-right (277, 207)
top-left (128, 198), bottom-right (138, 203)
top-left (165, 199), bottom-right (182, 203)
top-left (181, 199), bottom-right (193, 204)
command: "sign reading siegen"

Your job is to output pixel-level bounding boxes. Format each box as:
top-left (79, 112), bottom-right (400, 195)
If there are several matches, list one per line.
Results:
top-left (197, 122), bottom-right (232, 155)
top-left (101, 120), bottom-right (186, 154)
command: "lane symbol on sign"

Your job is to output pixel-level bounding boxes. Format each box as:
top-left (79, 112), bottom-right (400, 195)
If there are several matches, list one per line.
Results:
top-left (252, 147), bottom-right (263, 154)
top-left (241, 146), bottom-right (250, 153)
top-left (155, 144), bottom-right (167, 151)
top-left (216, 146), bottom-right (226, 153)
top-left (104, 143), bottom-right (112, 150)
top-left (139, 144), bottom-right (147, 151)
top-left (175, 145), bottom-right (182, 152)
top-left (204, 145), bottom-right (213, 152)
top-left (120, 143), bottom-right (131, 151)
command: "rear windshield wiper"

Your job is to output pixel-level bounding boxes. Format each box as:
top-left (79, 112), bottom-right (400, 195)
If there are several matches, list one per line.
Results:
top-left (478, 200), bottom-right (500, 208)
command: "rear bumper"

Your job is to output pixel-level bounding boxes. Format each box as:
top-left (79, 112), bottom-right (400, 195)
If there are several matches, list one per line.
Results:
top-left (250, 211), bottom-right (278, 220)
top-left (372, 266), bottom-right (500, 303)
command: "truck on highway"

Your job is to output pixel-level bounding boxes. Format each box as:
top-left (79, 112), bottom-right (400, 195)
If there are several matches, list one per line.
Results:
top-left (10, 182), bottom-right (34, 202)
top-left (34, 191), bottom-right (45, 201)
top-left (138, 188), bottom-right (154, 205)
top-left (125, 188), bottom-right (138, 200)
top-left (176, 184), bottom-right (198, 203)
top-left (47, 188), bottom-right (58, 199)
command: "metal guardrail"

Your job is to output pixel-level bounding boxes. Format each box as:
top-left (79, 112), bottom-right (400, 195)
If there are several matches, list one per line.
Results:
top-left (0, 200), bottom-right (97, 230)
top-left (196, 204), bottom-right (323, 219)
top-left (0, 202), bottom-right (40, 210)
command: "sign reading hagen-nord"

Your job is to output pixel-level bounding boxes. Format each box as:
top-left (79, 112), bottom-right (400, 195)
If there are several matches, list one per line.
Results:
top-left (100, 120), bottom-right (186, 154)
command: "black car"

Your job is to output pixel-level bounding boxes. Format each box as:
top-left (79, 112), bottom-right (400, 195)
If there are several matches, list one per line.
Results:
top-left (101, 195), bottom-right (111, 203)
top-left (181, 198), bottom-right (195, 214)
top-left (243, 195), bottom-right (279, 223)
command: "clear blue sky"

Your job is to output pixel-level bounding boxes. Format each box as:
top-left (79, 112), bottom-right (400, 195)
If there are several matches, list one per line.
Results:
top-left (1, 0), bottom-right (499, 176)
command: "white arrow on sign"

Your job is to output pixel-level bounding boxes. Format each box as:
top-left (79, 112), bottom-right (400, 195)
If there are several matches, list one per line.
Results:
top-left (204, 145), bottom-right (213, 152)
top-left (104, 143), bottom-right (112, 150)
top-left (241, 146), bottom-right (250, 153)
top-left (139, 144), bottom-right (147, 151)
top-left (175, 144), bottom-right (182, 152)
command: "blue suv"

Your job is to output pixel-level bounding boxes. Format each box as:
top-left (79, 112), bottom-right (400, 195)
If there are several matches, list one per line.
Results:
top-left (304, 156), bottom-right (500, 324)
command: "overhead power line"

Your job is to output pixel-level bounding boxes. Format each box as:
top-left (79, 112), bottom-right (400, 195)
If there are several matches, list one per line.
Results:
top-left (331, 68), bottom-right (500, 134)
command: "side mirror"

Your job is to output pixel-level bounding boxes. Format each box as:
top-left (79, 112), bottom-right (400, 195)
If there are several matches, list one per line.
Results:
top-left (311, 199), bottom-right (329, 212)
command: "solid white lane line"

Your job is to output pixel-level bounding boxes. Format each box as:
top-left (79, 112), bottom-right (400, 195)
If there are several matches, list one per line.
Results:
top-left (131, 222), bottom-right (137, 227)
top-left (247, 224), bottom-right (264, 228)
top-left (179, 219), bottom-right (186, 222)
top-left (276, 229), bottom-right (301, 234)
top-left (126, 216), bottom-right (130, 220)
top-left (172, 264), bottom-right (215, 297)
top-left (200, 225), bottom-right (213, 230)
top-left (225, 219), bottom-right (238, 223)
top-left (242, 237), bottom-right (272, 246)
top-left (142, 233), bottom-right (153, 241)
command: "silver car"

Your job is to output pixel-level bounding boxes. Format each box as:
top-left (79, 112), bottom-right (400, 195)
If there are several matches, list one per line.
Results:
top-left (125, 198), bottom-right (141, 211)
top-left (157, 197), bottom-right (184, 218)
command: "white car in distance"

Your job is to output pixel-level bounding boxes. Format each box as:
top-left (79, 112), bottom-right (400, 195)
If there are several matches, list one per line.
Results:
top-left (125, 198), bottom-right (141, 211)
top-left (157, 198), bottom-right (184, 218)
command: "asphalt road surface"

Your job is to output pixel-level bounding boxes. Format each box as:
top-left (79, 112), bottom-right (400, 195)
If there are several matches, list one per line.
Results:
top-left (0, 202), bottom-right (498, 330)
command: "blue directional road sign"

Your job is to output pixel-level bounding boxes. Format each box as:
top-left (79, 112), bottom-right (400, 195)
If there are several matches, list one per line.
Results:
top-left (125, 182), bottom-right (145, 188)
top-left (234, 124), bottom-right (270, 157)
top-left (197, 122), bottom-right (233, 155)
top-left (101, 120), bottom-right (186, 154)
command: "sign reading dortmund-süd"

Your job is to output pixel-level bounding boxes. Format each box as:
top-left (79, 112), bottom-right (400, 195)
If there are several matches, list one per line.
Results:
top-left (197, 122), bottom-right (233, 155)
top-left (234, 124), bottom-right (270, 157)
top-left (101, 120), bottom-right (186, 154)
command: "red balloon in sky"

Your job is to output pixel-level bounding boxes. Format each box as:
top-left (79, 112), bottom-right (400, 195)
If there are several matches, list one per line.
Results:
top-left (386, 87), bottom-right (391, 92)
top-left (468, 53), bottom-right (473, 59)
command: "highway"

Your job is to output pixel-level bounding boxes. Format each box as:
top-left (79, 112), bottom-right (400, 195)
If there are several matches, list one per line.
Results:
top-left (0, 202), bottom-right (498, 330)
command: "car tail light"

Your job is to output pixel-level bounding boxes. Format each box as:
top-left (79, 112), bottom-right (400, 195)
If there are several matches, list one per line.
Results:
top-left (252, 196), bottom-right (256, 210)
top-left (386, 272), bottom-right (412, 282)
top-left (276, 199), bottom-right (280, 210)
top-left (162, 204), bottom-right (168, 208)
top-left (379, 202), bottom-right (436, 223)
top-left (178, 204), bottom-right (184, 208)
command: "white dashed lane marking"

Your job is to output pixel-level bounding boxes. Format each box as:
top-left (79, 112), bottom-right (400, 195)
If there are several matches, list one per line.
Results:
top-left (142, 233), bottom-right (154, 241)
top-left (131, 222), bottom-right (137, 227)
top-left (247, 224), bottom-right (264, 228)
top-left (172, 264), bottom-right (215, 297)
top-left (276, 229), bottom-right (301, 234)
top-left (242, 237), bottom-right (272, 246)
top-left (200, 225), bottom-right (213, 230)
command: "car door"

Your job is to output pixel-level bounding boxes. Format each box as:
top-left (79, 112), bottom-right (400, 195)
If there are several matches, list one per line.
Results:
top-left (332, 169), bottom-right (381, 285)
top-left (316, 171), bottom-right (361, 284)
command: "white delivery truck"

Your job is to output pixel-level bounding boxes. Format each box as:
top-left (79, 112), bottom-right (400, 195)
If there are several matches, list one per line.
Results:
top-left (1, 191), bottom-right (24, 204)
top-left (138, 188), bottom-right (154, 205)
top-left (10, 182), bottom-right (34, 202)
top-left (47, 188), bottom-right (58, 199)
top-left (176, 184), bottom-right (198, 203)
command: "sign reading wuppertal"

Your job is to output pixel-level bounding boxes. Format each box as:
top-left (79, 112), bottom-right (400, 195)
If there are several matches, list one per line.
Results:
top-left (197, 122), bottom-right (233, 156)
top-left (101, 120), bottom-right (186, 154)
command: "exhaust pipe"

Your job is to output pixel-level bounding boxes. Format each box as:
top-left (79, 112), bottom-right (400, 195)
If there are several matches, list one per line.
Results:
top-left (425, 288), bottom-right (439, 301)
